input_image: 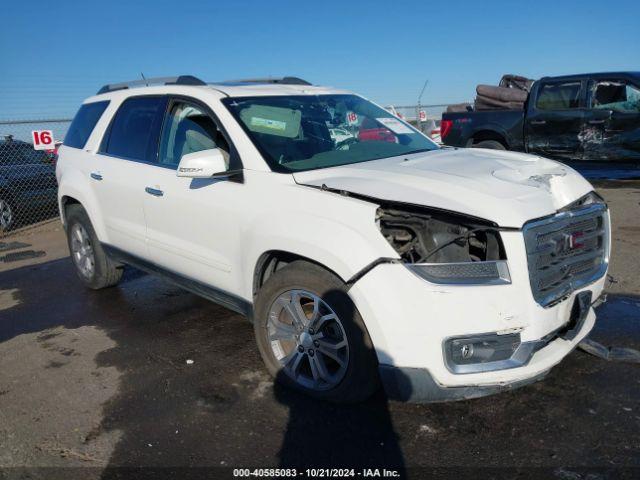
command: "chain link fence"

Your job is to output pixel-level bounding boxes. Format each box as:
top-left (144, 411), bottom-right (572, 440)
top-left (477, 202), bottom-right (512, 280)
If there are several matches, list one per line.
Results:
top-left (386, 104), bottom-right (450, 124)
top-left (0, 119), bottom-right (71, 237)
top-left (384, 104), bottom-right (465, 142)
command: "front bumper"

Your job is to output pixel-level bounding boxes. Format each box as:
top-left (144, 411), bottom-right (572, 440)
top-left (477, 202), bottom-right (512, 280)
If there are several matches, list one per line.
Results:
top-left (379, 365), bottom-right (550, 403)
top-left (348, 230), bottom-right (606, 401)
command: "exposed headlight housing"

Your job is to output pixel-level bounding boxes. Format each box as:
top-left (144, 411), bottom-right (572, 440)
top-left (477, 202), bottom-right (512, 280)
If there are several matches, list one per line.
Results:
top-left (409, 260), bottom-right (511, 285)
top-left (559, 191), bottom-right (606, 212)
top-left (377, 205), bottom-right (509, 285)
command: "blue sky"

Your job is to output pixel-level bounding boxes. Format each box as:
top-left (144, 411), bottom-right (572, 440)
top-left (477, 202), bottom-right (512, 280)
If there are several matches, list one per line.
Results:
top-left (1, 0), bottom-right (638, 119)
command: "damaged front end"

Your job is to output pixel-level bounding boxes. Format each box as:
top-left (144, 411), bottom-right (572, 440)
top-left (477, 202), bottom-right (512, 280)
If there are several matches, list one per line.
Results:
top-left (376, 204), bottom-right (511, 285)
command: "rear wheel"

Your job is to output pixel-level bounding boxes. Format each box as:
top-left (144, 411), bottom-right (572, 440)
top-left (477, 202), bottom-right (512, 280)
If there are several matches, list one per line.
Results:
top-left (473, 139), bottom-right (506, 150)
top-left (65, 205), bottom-right (123, 289)
top-left (254, 261), bottom-right (379, 403)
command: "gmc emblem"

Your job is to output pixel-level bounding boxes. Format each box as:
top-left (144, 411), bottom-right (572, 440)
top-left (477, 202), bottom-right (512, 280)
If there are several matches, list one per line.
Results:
top-left (565, 231), bottom-right (585, 250)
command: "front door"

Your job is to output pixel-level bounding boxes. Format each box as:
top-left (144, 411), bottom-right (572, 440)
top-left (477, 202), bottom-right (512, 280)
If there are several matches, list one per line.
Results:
top-left (583, 78), bottom-right (640, 161)
top-left (526, 80), bottom-right (586, 160)
top-left (142, 98), bottom-right (243, 294)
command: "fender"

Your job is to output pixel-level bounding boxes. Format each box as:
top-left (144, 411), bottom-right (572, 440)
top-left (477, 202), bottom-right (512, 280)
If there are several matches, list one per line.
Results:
top-left (57, 165), bottom-right (109, 241)
top-left (239, 186), bottom-right (398, 300)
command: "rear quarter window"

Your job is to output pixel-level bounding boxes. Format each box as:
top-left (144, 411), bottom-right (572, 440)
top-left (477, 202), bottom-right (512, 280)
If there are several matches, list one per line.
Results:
top-left (64, 101), bottom-right (110, 149)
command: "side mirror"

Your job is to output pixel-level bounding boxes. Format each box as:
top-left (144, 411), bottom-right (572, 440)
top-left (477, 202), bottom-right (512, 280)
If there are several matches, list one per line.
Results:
top-left (176, 148), bottom-right (228, 178)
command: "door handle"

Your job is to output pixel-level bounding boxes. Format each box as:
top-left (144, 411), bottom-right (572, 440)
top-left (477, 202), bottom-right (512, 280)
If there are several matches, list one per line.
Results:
top-left (588, 119), bottom-right (606, 125)
top-left (90, 172), bottom-right (103, 181)
top-left (530, 120), bottom-right (546, 125)
top-left (145, 187), bottom-right (164, 197)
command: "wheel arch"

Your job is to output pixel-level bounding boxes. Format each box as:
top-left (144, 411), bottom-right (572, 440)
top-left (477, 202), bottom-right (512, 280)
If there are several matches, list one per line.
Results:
top-left (60, 195), bottom-right (81, 225)
top-left (471, 129), bottom-right (509, 148)
top-left (57, 171), bottom-right (108, 241)
top-left (252, 250), bottom-right (346, 299)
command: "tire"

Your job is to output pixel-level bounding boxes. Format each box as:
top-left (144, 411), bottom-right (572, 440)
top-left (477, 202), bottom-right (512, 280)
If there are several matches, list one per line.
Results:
top-left (0, 196), bottom-right (15, 232)
top-left (254, 260), bottom-right (379, 403)
top-left (473, 140), bottom-right (506, 150)
top-left (65, 204), bottom-right (123, 289)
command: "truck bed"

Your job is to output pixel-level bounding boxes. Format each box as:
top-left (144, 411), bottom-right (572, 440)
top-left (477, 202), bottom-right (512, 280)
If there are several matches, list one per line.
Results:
top-left (442, 109), bottom-right (525, 151)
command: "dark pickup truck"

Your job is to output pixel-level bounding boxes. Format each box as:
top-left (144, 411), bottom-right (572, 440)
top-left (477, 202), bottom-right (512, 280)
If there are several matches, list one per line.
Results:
top-left (441, 72), bottom-right (640, 161)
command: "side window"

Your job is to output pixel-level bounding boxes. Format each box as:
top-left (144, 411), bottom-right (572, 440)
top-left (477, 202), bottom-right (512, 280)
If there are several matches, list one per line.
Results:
top-left (102, 97), bottom-right (167, 162)
top-left (158, 101), bottom-right (230, 167)
top-left (536, 82), bottom-right (582, 110)
top-left (64, 100), bottom-right (110, 149)
top-left (592, 81), bottom-right (640, 113)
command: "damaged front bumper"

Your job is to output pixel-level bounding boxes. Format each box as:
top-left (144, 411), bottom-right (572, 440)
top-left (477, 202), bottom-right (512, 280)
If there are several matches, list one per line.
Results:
top-left (378, 290), bottom-right (596, 402)
top-left (348, 230), bottom-right (607, 402)
top-left (379, 365), bottom-right (550, 403)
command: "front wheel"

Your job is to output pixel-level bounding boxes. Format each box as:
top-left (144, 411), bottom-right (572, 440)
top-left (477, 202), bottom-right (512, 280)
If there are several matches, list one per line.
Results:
top-left (254, 261), bottom-right (379, 403)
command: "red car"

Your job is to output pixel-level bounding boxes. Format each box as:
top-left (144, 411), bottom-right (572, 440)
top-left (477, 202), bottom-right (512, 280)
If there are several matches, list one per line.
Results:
top-left (358, 118), bottom-right (398, 143)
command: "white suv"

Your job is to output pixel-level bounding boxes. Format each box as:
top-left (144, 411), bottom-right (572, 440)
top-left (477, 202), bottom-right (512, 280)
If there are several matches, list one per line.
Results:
top-left (57, 76), bottom-right (610, 403)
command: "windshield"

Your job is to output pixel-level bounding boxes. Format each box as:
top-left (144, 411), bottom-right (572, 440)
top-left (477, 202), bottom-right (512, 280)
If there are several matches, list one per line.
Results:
top-left (222, 94), bottom-right (438, 172)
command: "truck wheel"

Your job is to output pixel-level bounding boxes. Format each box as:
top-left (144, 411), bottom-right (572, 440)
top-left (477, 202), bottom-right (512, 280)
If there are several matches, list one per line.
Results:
top-left (473, 140), bottom-right (506, 150)
top-left (65, 205), bottom-right (123, 289)
top-left (254, 261), bottom-right (379, 403)
top-left (0, 197), bottom-right (15, 232)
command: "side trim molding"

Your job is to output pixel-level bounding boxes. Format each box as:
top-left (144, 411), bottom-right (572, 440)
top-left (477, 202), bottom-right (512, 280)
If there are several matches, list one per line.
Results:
top-left (103, 245), bottom-right (253, 319)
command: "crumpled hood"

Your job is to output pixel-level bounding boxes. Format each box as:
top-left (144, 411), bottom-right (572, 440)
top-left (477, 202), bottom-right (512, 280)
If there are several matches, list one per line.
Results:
top-left (293, 148), bottom-right (593, 228)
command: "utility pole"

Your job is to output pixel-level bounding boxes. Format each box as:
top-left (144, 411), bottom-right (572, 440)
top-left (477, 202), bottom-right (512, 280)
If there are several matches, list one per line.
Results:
top-left (417, 79), bottom-right (429, 132)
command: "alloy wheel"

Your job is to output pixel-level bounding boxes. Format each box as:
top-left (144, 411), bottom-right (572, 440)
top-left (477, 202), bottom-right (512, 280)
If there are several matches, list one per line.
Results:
top-left (267, 289), bottom-right (349, 391)
top-left (70, 223), bottom-right (95, 279)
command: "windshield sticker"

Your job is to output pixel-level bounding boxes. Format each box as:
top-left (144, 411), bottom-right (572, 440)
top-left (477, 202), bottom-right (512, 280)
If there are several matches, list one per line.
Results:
top-left (250, 117), bottom-right (287, 132)
top-left (346, 111), bottom-right (358, 125)
top-left (375, 117), bottom-right (413, 134)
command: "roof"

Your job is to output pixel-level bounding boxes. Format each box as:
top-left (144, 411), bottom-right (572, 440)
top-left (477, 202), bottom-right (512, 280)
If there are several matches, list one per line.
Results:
top-left (540, 71), bottom-right (640, 82)
top-left (208, 82), bottom-right (349, 97)
top-left (91, 75), bottom-right (351, 101)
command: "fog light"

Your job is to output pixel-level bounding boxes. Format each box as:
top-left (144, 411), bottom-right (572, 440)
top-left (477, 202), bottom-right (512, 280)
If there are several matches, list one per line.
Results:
top-left (460, 343), bottom-right (474, 359)
top-left (445, 332), bottom-right (521, 373)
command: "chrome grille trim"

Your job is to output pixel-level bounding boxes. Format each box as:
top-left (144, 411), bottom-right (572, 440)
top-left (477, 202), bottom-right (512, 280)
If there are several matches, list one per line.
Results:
top-left (523, 203), bottom-right (609, 307)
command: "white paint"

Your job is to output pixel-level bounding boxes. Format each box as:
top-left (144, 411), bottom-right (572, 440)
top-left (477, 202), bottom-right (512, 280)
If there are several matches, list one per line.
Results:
top-left (56, 80), bottom-right (608, 398)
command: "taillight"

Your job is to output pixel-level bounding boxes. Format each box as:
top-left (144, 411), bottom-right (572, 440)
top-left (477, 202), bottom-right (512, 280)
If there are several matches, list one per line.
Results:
top-left (440, 119), bottom-right (453, 139)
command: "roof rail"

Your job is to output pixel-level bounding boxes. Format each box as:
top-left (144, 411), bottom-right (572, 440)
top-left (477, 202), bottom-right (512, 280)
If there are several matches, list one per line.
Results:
top-left (96, 75), bottom-right (206, 95)
top-left (217, 76), bottom-right (312, 86)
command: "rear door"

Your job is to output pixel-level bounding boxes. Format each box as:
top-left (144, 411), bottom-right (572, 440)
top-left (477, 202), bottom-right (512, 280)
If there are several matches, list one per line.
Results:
top-left (583, 77), bottom-right (640, 161)
top-left (92, 96), bottom-right (167, 259)
top-left (525, 80), bottom-right (586, 160)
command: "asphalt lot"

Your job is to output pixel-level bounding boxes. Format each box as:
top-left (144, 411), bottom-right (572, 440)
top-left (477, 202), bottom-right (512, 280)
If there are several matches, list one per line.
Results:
top-left (0, 184), bottom-right (639, 479)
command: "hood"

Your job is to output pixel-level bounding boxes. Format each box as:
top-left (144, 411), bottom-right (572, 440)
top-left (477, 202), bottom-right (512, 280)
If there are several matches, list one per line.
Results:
top-left (293, 148), bottom-right (593, 228)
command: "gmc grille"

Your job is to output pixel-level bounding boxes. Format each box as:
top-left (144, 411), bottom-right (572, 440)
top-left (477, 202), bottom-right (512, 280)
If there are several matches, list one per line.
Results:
top-left (523, 203), bottom-right (609, 307)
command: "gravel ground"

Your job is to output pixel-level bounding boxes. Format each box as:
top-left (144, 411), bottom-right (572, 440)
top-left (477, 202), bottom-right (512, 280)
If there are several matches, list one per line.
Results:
top-left (0, 184), bottom-right (638, 478)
